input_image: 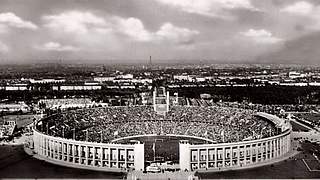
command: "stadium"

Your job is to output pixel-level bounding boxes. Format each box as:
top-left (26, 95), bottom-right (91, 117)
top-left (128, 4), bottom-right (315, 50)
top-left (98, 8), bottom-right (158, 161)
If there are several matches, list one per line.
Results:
top-left (31, 88), bottom-right (292, 174)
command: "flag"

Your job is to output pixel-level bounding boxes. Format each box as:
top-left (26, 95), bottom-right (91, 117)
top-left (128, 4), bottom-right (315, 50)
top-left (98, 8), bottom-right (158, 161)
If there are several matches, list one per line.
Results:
top-left (63, 123), bottom-right (69, 128)
top-left (152, 142), bottom-right (155, 153)
top-left (220, 130), bottom-right (224, 136)
top-left (72, 128), bottom-right (76, 139)
top-left (221, 130), bottom-right (225, 142)
top-left (113, 131), bottom-right (118, 136)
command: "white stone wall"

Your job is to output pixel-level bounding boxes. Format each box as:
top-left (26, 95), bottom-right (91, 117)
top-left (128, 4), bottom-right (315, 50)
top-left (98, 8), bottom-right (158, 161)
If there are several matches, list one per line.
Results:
top-left (33, 130), bottom-right (144, 172)
top-left (180, 129), bottom-right (291, 171)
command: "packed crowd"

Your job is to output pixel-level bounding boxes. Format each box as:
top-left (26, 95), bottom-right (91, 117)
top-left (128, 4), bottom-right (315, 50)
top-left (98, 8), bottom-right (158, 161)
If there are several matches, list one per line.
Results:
top-left (0, 102), bottom-right (30, 113)
top-left (0, 121), bottom-right (16, 138)
top-left (39, 105), bottom-right (277, 143)
top-left (38, 98), bottom-right (93, 109)
top-left (214, 101), bottom-right (319, 116)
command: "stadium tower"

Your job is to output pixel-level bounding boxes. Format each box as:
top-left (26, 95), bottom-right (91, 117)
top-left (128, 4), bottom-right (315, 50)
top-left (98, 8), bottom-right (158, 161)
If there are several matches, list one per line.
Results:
top-left (153, 87), bottom-right (169, 115)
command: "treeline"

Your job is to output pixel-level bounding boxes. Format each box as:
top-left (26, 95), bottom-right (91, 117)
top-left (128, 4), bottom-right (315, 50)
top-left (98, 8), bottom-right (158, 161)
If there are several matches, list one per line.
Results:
top-left (170, 86), bottom-right (320, 105)
top-left (0, 89), bottom-right (140, 104)
top-left (1, 86), bottom-right (320, 105)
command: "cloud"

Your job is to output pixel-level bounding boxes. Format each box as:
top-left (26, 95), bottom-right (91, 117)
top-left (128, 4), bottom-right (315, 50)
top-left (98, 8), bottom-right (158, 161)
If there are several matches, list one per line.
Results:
top-left (115, 17), bottom-right (153, 41)
top-left (0, 41), bottom-right (9, 53)
top-left (36, 42), bottom-right (79, 51)
top-left (0, 24), bottom-right (8, 33)
top-left (153, 0), bottom-right (257, 18)
top-left (240, 29), bottom-right (283, 44)
top-left (155, 23), bottom-right (199, 44)
top-left (115, 18), bottom-right (199, 43)
top-left (0, 12), bottom-right (38, 30)
top-left (43, 11), bottom-right (108, 34)
top-left (280, 1), bottom-right (320, 30)
top-left (42, 11), bottom-right (199, 45)
top-left (281, 1), bottom-right (313, 15)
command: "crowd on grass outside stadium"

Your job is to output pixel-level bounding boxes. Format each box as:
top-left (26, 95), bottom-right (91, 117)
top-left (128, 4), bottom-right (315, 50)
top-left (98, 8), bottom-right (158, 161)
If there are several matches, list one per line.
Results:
top-left (38, 98), bottom-right (93, 109)
top-left (0, 121), bottom-right (16, 138)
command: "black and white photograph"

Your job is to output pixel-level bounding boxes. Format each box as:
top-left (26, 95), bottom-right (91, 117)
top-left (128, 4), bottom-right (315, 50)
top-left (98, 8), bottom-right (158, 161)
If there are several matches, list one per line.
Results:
top-left (1, 0), bottom-right (320, 179)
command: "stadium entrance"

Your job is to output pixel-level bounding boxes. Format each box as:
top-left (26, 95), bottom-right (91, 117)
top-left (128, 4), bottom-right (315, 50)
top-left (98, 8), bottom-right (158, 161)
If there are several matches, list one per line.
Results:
top-left (113, 135), bottom-right (209, 165)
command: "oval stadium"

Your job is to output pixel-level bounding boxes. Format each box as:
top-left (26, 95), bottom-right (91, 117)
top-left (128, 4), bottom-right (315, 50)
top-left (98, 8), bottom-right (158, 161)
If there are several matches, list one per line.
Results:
top-left (31, 89), bottom-right (292, 176)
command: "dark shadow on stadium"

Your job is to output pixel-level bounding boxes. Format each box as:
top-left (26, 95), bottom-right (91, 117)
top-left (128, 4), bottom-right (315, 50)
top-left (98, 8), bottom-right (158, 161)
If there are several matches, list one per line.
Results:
top-left (0, 144), bottom-right (125, 179)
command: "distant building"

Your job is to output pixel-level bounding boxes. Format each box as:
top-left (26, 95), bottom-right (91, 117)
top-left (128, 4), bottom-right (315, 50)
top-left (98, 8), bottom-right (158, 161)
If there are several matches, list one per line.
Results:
top-left (29, 78), bottom-right (65, 84)
top-left (93, 77), bottom-right (115, 82)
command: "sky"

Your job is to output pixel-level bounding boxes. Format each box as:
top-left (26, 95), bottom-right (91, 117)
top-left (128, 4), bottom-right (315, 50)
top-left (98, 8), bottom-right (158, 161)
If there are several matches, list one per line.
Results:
top-left (0, 0), bottom-right (319, 64)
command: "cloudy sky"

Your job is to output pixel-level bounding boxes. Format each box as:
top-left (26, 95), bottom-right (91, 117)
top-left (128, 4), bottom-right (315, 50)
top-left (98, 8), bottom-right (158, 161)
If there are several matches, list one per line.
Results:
top-left (0, 0), bottom-right (319, 64)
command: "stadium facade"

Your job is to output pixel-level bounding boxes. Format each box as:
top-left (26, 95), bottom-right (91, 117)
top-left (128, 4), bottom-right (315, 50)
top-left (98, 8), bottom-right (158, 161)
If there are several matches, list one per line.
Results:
top-left (179, 126), bottom-right (291, 171)
top-left (33, 130), bottom-right (145, 171)
top-left (31, 112), bottom-right (291, 173)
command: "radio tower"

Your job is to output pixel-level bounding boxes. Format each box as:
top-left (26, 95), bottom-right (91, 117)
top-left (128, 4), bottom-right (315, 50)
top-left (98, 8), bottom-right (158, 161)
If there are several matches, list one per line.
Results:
top-left (148, 56), bottom-right (152, 70)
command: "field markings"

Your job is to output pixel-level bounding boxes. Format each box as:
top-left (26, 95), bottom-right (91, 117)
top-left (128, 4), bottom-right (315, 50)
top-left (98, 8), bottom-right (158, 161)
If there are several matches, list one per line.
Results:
top-left (302, 159), bottom-right (312, 171)
top-left (302, 159), bottom-right (320, 172)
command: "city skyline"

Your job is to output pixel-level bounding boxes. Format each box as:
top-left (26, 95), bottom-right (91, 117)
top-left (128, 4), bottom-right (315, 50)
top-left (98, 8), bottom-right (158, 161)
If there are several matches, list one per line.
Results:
top-left (0, 0), bottom-right (320, 64)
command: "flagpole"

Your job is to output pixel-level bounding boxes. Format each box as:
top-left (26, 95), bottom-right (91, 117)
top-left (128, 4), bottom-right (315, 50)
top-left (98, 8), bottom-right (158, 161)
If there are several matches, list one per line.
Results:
top-left (153, 141), bottom-right (156, 162)
top-left (100, 131), bottom-right (103, 143)
top-left (86, 130), bottom-right (89, 142)
top-left (73, 128), bottom-right (76, 140)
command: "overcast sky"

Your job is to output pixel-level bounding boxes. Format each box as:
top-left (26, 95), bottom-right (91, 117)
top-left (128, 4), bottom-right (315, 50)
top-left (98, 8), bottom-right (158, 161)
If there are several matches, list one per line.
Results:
top-left (0, 0), bottom-right (319, 64)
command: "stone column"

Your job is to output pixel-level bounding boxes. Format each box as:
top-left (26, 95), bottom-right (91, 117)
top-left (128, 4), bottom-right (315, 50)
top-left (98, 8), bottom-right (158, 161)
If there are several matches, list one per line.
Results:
top-left (250, 144), bottom-right (253, 164)
top-left (229, 148), bottom-right (232, 167)
top-left (93, 146), bottom-right (96, 166)
top-left (215, 148), bottom-right (217, 168)
top-left (198, 149), bottom-right (200, 169)
top-left (73, 144), bottom-right (76, 163)
top-left (274, 140), bottom-right (277, 158)
top-left (206, 148), bottom-right (209, 169)
top-left (66, 143), bottom-right (69, 162)
top-left (280, 138), bottom-right (283, 155)
top-left (85, 146), bottom-right (89, 165)
top-left (78, 145), bottom-right (81, 164)
top-left (244, 146), bottom-right (247, 165)
top-left (237, 146), bottom-right (240, 166)
top-left (222, 147), bottom-right (225, 168)
top-left (48, 139), bottom-right (51, 158)
top-left (108, 148), bottom-right (111, 167)
top-left (125, 148), bottom-right (128, 169)
top-left (265, 142), bottom-right (268, 161)
top-left (116, 148), bottom-right (119, 168)
top-left (100, 147), bottom-right (103, 167)
top-left (61, 142), bottom-right (65, 161)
